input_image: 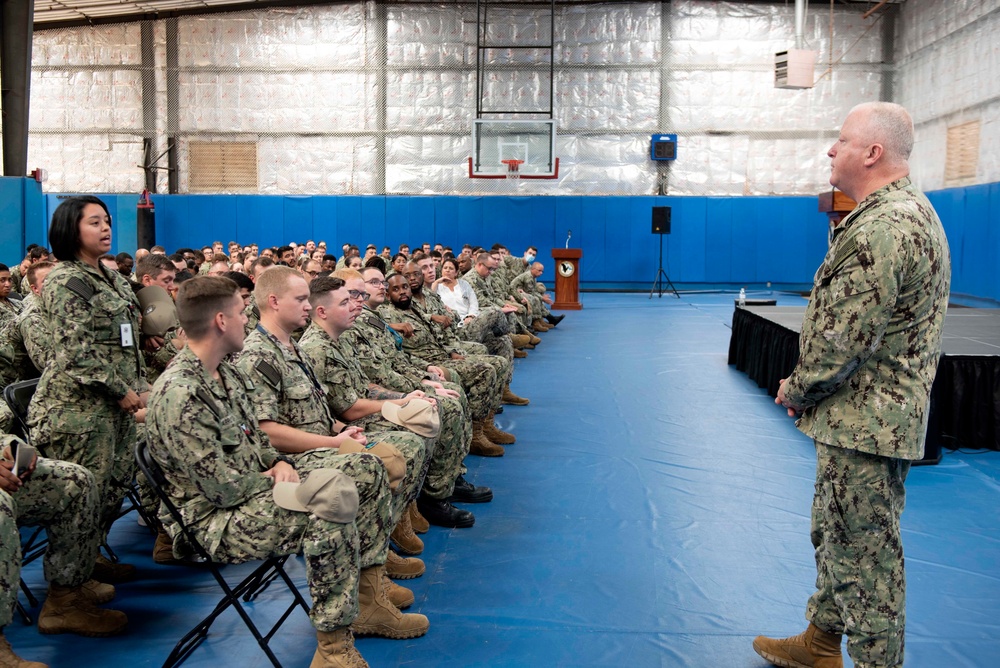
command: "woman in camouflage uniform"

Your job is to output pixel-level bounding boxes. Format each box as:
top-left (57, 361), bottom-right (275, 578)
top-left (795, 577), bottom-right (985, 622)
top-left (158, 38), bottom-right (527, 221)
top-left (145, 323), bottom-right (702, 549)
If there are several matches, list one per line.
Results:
top-left (27, 196), bottom-right (148, 583)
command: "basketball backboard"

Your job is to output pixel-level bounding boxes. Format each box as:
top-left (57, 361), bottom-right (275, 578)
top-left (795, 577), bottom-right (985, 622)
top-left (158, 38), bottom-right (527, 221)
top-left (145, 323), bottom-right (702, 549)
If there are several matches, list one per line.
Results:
top-left (469, 119), bottom-right (558, 179)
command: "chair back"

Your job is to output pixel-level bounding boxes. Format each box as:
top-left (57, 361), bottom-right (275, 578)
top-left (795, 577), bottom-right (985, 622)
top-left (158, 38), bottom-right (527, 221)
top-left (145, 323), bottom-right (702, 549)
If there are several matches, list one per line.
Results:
top-left (3, 378), bottom-right (39, 442)
top-left (134, 439), bottom-right (212, 563)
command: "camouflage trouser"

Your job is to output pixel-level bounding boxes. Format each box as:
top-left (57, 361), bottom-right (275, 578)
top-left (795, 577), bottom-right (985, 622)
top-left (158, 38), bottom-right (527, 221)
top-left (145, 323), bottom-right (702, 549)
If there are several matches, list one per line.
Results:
top-left (1, 457), bottom-right (100, 626)
top-left (421, 390), bottom-right (471, 500)
top-left (525, 293), bottom-right (549, 319)
top-left (0, 403), bottom-right (13, 434)
top-left (807, 442), bottom-right (910, 668)
top-left (352, 417), bottom-right (431, 526)
top-left (289, 450), bottom-right (391, 569)
top-left (460, 308), bottom-right (515, 375)
top-left (201, 485), bottom-right (360, 632)
top-left (31, 404), bottom-right (136, 544)
top-left (437, 354), bottom-right (502, 420)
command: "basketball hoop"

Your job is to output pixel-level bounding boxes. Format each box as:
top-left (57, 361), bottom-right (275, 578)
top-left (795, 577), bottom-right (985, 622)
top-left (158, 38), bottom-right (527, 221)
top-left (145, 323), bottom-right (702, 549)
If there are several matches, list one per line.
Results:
top-left (501, 159), bottom-right (524, 181)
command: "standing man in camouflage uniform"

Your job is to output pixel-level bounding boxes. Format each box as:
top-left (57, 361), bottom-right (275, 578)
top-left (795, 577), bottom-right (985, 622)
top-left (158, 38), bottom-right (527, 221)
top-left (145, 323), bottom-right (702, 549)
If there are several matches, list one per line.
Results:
top-left (753, 102), bottom-right (951, 668)
top-left (145, 276), bottom-right (425, 667)
top-left (28, 196), bottom-right (148, 584)
top-left (2, 435), bottom-right (128, 664)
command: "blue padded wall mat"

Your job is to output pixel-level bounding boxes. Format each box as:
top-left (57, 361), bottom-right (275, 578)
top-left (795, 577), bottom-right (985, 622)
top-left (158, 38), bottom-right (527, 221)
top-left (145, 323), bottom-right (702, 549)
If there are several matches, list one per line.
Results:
top-left (9, 292), bottom-right (1000, 667)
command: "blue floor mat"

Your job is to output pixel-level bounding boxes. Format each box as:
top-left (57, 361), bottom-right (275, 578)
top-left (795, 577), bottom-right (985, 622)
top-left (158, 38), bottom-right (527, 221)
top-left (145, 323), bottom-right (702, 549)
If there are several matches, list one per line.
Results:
top-left (9, 292), bottom-right (1000, 667)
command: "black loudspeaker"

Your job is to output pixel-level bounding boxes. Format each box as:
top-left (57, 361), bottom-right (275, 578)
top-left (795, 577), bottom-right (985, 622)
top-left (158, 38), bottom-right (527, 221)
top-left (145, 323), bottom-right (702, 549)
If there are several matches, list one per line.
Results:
top-left (652, 206), bottom-right (671, 235)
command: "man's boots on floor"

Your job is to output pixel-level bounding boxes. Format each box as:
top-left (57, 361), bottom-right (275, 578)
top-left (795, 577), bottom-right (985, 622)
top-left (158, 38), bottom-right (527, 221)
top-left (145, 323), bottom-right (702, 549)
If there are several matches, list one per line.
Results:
top-left (752, 623), bottom-right (843, 668)
top-left (513, 349), bottom-right (528, 358)
top-left (37, 584), bottom-right (128, 637)
top-left (0, 632), bottom-right (48, 668)
top-left (351, 566), bottom-right (429, 639)
top-left (408, 500), bottom-right (429, 534)
top-left (502, 387), bottom-right (530, 406)
top-left (510, 333), bottom-right (531, 349)
top-left (92, 554), bottom-right (137, 584)
top-left (382, 570), bottom-right (414, 609)
top-left (310, 627), bottom-right (369, 668)
top-left (483, 413), bottom-right (516, 444)
top-left (385, 550), bottom-right (425, 580)
top-left (545, 313), bottom-right (564, 326)
top-left (531, 318), bottom-right (551, 332)
top-left (390, 511), bottom-right (423, 555)
top-left (470, 421), bottom-right (505, 456)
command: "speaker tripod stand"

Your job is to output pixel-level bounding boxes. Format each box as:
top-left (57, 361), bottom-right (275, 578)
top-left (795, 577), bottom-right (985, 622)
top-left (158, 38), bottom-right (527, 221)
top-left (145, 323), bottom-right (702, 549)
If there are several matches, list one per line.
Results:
top-left (649, 231), bottom-right (679, 298)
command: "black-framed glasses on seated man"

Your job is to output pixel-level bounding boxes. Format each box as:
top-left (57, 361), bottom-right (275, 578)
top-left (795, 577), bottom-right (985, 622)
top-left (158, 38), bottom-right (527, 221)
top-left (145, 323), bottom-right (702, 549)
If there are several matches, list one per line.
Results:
top-left (364, 278), bottom-right (386, 288)
top-left (347, 289), bottom-right (370, 302)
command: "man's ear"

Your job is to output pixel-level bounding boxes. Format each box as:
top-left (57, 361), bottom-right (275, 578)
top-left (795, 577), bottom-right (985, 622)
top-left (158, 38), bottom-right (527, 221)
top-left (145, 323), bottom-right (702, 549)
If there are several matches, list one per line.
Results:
top-left (864, 142), bottom-right (884, 167)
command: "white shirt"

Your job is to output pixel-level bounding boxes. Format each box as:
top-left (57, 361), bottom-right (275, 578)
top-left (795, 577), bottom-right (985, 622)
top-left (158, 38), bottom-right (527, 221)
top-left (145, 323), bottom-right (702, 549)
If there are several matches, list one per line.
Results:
top-left (436, 279), bottom-right (479, 320)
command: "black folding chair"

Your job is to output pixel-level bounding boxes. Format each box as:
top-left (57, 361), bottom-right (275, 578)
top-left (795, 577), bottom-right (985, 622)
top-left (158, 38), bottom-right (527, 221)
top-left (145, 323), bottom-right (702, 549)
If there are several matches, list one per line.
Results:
top-left (134, 439), bottom-right (310, 668)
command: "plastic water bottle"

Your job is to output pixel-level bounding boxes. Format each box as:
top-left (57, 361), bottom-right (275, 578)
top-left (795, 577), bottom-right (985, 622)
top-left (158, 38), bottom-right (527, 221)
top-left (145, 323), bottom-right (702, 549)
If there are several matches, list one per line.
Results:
top-left (738, 287), bottom-right (746, 308)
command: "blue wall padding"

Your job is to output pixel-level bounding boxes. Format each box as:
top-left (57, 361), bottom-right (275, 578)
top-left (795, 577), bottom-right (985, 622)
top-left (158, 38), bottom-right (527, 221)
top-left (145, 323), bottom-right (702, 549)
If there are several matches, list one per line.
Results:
top-left (928, 183), bottom-right (1000, 301)
top-left (2, 183), bottom-right (997, 301)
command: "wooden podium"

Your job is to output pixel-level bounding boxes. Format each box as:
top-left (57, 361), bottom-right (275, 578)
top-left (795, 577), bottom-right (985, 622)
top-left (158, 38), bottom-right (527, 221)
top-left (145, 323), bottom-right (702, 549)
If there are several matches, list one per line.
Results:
top-left (551, 248), bottom-right (583, 310)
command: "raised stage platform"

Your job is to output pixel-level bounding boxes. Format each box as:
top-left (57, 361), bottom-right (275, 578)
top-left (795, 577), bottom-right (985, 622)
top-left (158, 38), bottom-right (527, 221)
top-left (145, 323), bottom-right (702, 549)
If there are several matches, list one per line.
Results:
top-left (728, 305), bottom-right (1000, 461)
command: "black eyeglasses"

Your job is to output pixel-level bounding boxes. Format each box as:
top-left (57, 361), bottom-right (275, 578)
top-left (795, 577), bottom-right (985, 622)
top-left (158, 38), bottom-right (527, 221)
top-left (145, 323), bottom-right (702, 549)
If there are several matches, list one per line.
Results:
top-left (347, 289), bottom-right (370, 301)
top-left (365, 278), bottom-right (386, 287)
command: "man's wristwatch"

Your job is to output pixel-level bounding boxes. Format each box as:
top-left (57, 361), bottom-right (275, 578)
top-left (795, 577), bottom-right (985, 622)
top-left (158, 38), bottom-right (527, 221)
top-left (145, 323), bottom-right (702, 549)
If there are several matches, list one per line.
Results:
top-left (274, 455), bottom-right (296, 469)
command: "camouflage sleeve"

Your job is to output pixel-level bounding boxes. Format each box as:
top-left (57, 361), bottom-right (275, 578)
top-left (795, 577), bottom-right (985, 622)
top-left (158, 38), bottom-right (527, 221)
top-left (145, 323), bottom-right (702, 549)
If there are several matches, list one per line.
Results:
top-left (234, 350), bottom-right (284, 423)
top-left (21, 314), bottom-right (52, 373)
top-left (784, 223), bottom-right (903, 409)
top-left (43, 273), bottom-right (133, 400)
top-left (149, 384), bottom-right (272, 509)
top-left (301, 340), bottom-right (359, 418)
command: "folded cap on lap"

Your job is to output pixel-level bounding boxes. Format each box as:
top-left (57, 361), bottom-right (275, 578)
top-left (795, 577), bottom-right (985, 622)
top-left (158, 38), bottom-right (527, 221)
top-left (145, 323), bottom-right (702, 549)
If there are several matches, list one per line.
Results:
top-left (273, 468), bottom-right (359, 523)
top-left (381, 398), bottom-right (441, 438)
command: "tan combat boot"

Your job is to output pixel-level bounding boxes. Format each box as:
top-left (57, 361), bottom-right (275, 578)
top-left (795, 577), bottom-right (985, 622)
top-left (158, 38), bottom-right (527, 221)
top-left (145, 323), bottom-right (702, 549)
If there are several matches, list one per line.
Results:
top-left (752, 623), bottom-right (843, 668)
top-left (389, 511), bottom-right (423, 555)
top-left (37, 584), bottom-right (128, 637)
top-left (407, 500), bottom-right (429, 534)
top-left (513, 349), bottom-right (528, 358)
top-left (527, 332), bottom-right (541, 345)
top-left (92, 554), bottom-right (137, 584)
top-left (0, 632), bottom-right (48, 668)
top-left (385, 550), bottom-right (425, 580)
top-left (310, 627), bottom-right (368, 668)
top-left (483, 412), bottom-right (516, 444)
top-left (510, 333), bottom-right (531, 349)
top-left (502, 386), bottom-right (530, 406)
top-left (351, 566), bottom-right (429, 639)
top-left (470, 421), bottom-right (505, 456)
top-left (532, 318), bottom-right (551, 332)
top-left (153, 529), bottom-right (181, 565)
top-left (382, 570), bottom-right (414, 609)
top-left (79, 579), bottom-right (115, 605)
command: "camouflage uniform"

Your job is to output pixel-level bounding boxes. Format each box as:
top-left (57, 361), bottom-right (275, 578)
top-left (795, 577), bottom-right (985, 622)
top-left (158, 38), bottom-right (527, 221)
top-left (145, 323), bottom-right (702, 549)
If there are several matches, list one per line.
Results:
top-left (345, 307), bottom-right (473, 469)
top-left (378, 302), bottom-right (502, 421)
top-left (2, 297), bottom-right (51, 380)
top-left (465, 268), bottom-right (528, 333)
top-left (413, 290), bottom-right (512, 381)
top-left (0, 299), bottom-right (23, 330)
top-left (236, 325), bottom-right (393, 553)
top-left (243, 293), bottom-right (261, 336)
top-left (298, 323), bottom-right (430, 521)
top-left (302, 322), bottom-right (467, 501)
top-left (1, 441), bottom-right (101, 628)
top-left (511, 269), bottom-right (550, 318)
top-left (420, 289), bottom-right (514, 376)
top-left (145, 347), bottom-right (379, 631)
top-left (28, 261), bottom-right (147, 542)
top-left (783, 177), bottom-right (951, 668)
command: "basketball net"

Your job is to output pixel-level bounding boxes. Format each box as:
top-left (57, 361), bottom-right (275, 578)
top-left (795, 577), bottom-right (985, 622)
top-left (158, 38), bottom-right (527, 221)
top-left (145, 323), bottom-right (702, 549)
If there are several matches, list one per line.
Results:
top-left (502, 159), bottom-right (524, 182)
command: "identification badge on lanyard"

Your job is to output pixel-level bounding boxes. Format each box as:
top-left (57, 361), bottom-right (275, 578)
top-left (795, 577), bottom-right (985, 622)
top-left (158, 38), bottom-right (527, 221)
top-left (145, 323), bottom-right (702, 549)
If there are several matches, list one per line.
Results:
top-left (120, 323), bottom-right (134, 347)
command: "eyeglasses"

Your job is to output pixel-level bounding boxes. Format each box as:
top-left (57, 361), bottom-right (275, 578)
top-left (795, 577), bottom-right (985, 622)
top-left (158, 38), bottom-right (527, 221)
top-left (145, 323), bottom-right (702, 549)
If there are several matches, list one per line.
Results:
top-left (303, 270), bottom-right (319, 277)
top-left (347, 289), bottom-right (370, 301)
top-left (365, 278), bottom-right (386, 287)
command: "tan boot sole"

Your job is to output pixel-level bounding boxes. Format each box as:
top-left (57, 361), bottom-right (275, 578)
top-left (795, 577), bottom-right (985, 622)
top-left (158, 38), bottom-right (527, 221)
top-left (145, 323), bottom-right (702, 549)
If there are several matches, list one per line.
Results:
top-left (351, 617), bottom-right (429, 640)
